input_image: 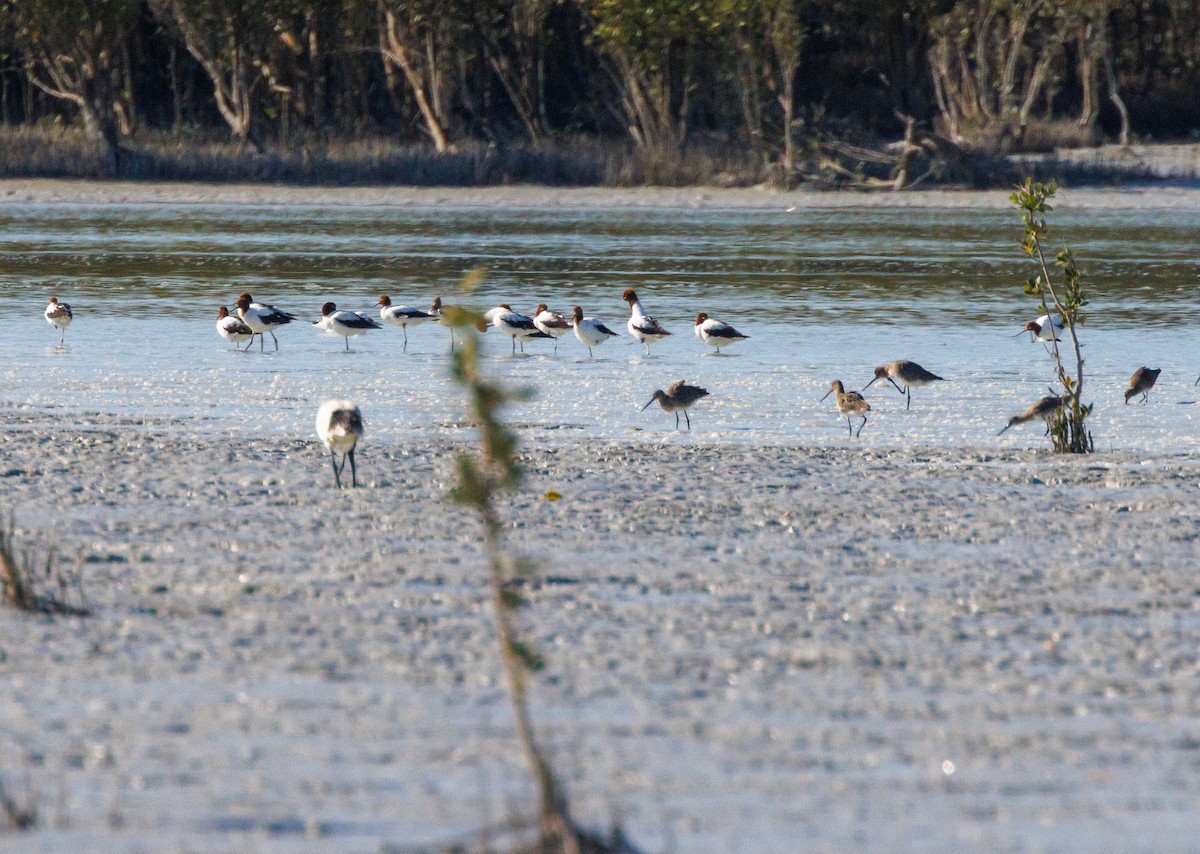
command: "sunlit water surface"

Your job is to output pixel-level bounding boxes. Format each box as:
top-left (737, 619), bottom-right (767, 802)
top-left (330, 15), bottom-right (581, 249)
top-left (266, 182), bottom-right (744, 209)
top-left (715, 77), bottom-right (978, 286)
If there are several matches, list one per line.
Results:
top-left (2, 199), bottom-right (1199, 452)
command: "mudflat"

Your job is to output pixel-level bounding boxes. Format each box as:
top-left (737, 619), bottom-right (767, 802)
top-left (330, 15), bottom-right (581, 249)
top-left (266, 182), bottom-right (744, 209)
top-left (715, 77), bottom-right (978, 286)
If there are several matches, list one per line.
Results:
top-left (2, 410), bottom-right (1198, 851)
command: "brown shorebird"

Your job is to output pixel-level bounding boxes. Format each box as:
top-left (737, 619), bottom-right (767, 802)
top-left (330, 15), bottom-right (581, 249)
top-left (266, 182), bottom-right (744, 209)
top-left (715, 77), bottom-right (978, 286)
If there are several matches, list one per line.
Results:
top-left (1124, 367), bottom-right (1161, 404)
top-left (642, 381), bottom-right (709, 430)
top-left (623, 288), bottom-right (672, 354)
top-left (316, 400), bottom-right (363, 488)
top-left (694, 313), bottom-right (748, 354)
top-left (864, 360), bottom-right (943, 410)
top-left (997, 395), bottom-right (1064, 436)
top-left (821, 380), bottom-right (871, 437)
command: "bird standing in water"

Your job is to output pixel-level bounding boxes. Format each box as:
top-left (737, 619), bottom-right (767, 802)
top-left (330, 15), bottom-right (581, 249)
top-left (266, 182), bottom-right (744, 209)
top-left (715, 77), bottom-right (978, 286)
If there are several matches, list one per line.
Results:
top-left (997, 396), bottom-right (1064, 436)
top-left (864, 360), bottom-right (943, 410)
top-left (642, 381), bottom-right (709, 430)
top-left (1124, 367), bottom-right (1161, 404)
top-left (821, 380), bottom-right (871, 437)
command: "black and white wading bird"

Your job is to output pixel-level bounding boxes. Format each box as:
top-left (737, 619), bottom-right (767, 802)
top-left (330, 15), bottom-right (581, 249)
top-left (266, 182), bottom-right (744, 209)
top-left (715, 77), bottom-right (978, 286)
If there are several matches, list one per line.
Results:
top-left (571, 306), bottom-right (618, 358)
top-left (694, 312), bottom-right (748, 354)
top-left (1125, 367), bottom-right (1161, 404)
top-left (642, 381), bottom-right (709, 430)
top-left (486, 304), bottom-right (551, 354)
top-left (236, 292), bottom-right (296, 351)
top-left (864, 360), bottom-right (944, 410)
top-left (316, 400), bottom-right (363, 488)
top-left (44, 297), bottom-right (72, 343)
top-left (822, 380), bottom-right (871, 437)
top-left (216, 306), bottom-right (254, 350)
top-left (623, 288), bottom-right (672, 355)
top-left (533, 304), bottom-right (573, 353)
top-left (314, 302), bottom-right (382, 350)
top-left (997, 395), bottom-right (1064, 436)
top-left (376, 294), bottom-right (437, 350)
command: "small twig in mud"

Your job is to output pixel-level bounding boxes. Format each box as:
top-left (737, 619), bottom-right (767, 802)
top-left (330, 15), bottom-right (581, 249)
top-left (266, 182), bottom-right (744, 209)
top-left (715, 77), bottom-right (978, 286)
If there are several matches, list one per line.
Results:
top-left (0, 517), bottom-right (91, 617)
top-left (444, 273), bottom-right (638, 854)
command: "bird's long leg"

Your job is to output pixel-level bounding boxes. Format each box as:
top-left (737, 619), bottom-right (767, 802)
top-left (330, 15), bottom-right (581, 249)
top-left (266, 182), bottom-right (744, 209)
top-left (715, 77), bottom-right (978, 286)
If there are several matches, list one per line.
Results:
top-left (512, 337), bottom-right (517, 356)
top-left (887, 377), bottom-right (904, 395)
top-left (684, 410), bottom-right (691, 430)
top-left (271, 331), bottom-right (279, 351)
top-left (856, 415), bottom-right (867, 437)
top-left (846, 415), bottom-right (853, 436)
top-left (905, 387), bottom-right (911, 410)
top-left (60, 328), bottom-right (66, 344)
top-left (402, 326), bottom-right (408, 350)
top-left (344, 336), bottom-right (350, 351)
top-left (348, 446), bottom-right (357, 488)
top-left (330, 449), bottom-right (342, 488)
top-left (587, 346), bottom-right (593, 359)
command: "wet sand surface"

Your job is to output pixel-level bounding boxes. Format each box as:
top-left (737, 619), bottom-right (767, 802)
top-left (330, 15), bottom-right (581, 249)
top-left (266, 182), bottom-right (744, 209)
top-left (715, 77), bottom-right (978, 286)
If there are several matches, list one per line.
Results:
top-left (3, 411), bottom-right (1199, 852)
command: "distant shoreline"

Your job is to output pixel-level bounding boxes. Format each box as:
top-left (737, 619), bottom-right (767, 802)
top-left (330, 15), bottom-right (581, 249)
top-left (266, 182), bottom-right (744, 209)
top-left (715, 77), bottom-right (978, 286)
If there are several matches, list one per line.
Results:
top-left (4, 178), bottom-right (1200, 210)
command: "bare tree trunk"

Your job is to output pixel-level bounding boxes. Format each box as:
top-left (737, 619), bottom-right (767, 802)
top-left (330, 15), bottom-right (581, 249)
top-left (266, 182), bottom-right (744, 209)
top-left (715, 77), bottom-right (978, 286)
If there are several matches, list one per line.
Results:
top-left (380, 7), bottom-right (450, 152)
top-left (1104, 54), bottom-right (1130, 145)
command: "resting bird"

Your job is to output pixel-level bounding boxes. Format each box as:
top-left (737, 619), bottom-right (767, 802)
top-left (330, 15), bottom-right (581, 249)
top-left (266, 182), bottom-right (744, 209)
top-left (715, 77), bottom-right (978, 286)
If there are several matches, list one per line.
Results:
top-left (376, 294), bottom-right (436, 350)
top-left (316, 400), bottom-right (363, 489)
top-left (864, 360), bottom-right (943, 410)
top-left (623, 288), bottom-right (671, 354)
top-left (998, 395), bottom-right (1064, 436)
top-left (313, 302), bottom-right (382, 350)
top-left (533, 304), bottom-right (573, 353)
top-left (486, 304), bottom-right (551, 354)
top-left (216, 306), bottom-right (253, 349)
top-left (44, 297), bottom-right (73, 344)
top-left (694, 313), bottom-right (748, 354)
top-left (1124, 367), bottom-right (1161, 405)
top-left (642, 381), bottom-right (709, 430)
top-left (821, 380), bottom-right (871, 437)
top-left (571, 306), bottom-right (618, 358)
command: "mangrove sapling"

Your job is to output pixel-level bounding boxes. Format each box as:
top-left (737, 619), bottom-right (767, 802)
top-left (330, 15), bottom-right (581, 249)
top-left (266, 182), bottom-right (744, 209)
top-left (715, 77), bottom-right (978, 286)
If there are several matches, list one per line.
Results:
top-left (1011, 179), bottom-right (1094, 453)
top-left (444, 283), bottom-right (632, 854)
top-left (0, 517), bottom-right (90, 616)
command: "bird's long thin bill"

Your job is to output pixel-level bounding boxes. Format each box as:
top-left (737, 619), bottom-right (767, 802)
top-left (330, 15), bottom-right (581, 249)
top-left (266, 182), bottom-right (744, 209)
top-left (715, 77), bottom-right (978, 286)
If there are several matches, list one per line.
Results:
top-left (863, 376), bottom-right (878, 389)
top-left (1011, 329), bottom-right (1029, 338)
top-left (819, 390), bottom-right (832, 402)
top-left (640, 400), bottom-right (654, 412)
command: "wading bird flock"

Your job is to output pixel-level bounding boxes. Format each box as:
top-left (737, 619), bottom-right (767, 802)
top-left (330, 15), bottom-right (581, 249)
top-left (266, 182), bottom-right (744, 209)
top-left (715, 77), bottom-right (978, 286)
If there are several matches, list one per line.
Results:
top-left (42, 292), bottom-right (1176, 487)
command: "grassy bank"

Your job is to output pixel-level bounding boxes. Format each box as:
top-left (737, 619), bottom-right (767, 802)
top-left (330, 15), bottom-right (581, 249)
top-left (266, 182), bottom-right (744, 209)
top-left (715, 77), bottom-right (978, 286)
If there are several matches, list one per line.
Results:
top-left (4, 123), bottom-right (1194, 189)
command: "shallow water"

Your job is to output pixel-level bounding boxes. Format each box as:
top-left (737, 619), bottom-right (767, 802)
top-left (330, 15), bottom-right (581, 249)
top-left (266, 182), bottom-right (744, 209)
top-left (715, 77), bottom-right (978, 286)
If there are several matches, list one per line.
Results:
top-left (2, 197), bottom-right (1199, 451)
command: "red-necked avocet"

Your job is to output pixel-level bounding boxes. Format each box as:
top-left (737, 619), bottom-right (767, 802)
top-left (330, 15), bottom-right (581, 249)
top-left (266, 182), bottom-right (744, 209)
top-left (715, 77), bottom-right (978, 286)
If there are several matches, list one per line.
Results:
top-left (216, 306), bottom-right (254, 350)
top-left (864, 360), bottom-right (943, 410)
top-left (622, 288), bottom-right (671, 354)
top-left (642, 381), bottom-right (709, 430)
top-left (44, 297), bottom-right (73, 343)
top-left (1017, 313), bottom-right (1064, 342)
top-left (533, 304), bottom-right (572, 353)
top-left (821, 380), bottom-right (871, 437)
top-left (316, 400), bottom-right (363, 488)
top-left (571, 306), bottom-right (618, 358)
top-left (1125, 367), bottom-right (1161, 405)
top-left (997, 395), bottom-right (1064, 436)
top-left (694, 312), bottom-right (748, 354)
top-left (486, 304), bottom-right (550, 354)
top-left (313, 302), bottom-right (382, 350)
top-left (430, 297), bottom-right (487, 350)
top-left (235, 293), bottom-right (296, 351)
top-left (376, 294), bottom-right (436, 351)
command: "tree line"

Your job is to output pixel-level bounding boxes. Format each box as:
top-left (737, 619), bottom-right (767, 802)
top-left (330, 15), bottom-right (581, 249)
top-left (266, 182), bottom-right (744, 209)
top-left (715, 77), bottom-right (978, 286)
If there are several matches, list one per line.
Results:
top-left (5, 0), bottom-right (1200, 181)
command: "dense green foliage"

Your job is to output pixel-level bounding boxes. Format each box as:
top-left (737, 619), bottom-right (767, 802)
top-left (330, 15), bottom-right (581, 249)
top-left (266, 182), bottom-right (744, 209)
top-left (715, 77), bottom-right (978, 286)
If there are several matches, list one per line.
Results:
top-left (3, 0), bottom-right (1200, 177)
